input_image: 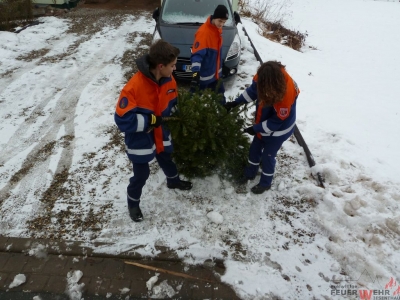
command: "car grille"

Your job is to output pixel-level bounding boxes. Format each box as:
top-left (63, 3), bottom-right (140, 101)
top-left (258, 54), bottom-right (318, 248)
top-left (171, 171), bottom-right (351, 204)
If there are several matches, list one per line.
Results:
top-left (173, 56), bottom-right (237, 80)
top-left (174, 57), bottom-right (192, 80)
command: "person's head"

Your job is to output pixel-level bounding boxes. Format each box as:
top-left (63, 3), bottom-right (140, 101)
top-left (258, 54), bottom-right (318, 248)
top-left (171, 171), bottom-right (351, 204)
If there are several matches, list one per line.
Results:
top-left (257, 61), bottom-right (287, 106)
top-left (147, 39), bottom-right (180, 78)
top-left (212, 4), bottom-right (228, 29)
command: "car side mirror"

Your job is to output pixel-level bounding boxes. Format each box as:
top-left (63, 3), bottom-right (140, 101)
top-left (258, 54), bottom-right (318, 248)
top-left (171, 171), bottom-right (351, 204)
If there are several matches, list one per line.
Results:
top-left (152, 7), bottom-right (160, 21)
top-left (234, 11), bottom-right (241, 25)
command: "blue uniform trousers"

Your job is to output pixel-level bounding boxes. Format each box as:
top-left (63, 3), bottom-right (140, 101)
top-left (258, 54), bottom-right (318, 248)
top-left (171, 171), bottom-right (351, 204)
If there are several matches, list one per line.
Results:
top-left (245, 131), bottom-right (293, 187)
top-left (127, 152), bottom-right (180, 208)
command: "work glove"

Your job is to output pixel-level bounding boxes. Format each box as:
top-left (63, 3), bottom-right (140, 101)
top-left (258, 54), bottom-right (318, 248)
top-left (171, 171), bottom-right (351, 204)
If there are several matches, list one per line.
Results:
top-left (223, 101), bottom-right (239, 113)
top-left (190, 72), bottom-right (200, 90)
top-left (243, 126), bottom-right (256, 136)
top-left (148, 114), bottom-right (162, 128)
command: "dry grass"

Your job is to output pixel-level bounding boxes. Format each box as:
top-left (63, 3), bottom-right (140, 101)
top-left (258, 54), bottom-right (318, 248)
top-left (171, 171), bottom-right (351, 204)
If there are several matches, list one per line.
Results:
top-left (0, 0), bottom-right (33, 31)
top-left (259, 21), bottom-right (307, 51)
top-left (238, 0), bottom-right (307, 51)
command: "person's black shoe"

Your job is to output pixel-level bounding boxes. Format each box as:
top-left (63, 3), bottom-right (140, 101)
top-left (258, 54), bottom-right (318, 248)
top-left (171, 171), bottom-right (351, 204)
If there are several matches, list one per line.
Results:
top-left (235, 176), bottom-right (254, 194)
top-left (167, 180), bottom-right (193, 190)
top-left (251, 184), bottom-right (271, 194)
top-left (128, 206), bottom-right (143, 222)
top-left (236, 176), bottom-right (255, 185)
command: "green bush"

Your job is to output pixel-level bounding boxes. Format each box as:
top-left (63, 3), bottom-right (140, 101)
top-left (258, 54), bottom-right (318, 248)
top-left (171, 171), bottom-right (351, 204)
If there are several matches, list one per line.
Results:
top-left (167, 88), bottom-right (251, 182)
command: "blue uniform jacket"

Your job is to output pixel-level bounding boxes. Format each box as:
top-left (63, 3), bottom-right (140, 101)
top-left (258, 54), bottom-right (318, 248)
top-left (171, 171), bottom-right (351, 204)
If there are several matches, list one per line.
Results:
top-left (234, 71), bottom-right (299, 139)
top-left (191, 16), bottom-right (223, 85)
top-left (114, 55), bottom-right (178, 163)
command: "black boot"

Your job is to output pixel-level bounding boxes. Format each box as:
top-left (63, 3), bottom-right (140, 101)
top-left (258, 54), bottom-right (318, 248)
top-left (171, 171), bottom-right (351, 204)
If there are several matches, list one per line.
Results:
top-left (251, 184), bottom-right (271, 194)
top-left (236, 176), bottom-right (255, 185)
top-left (235, 176), bottom-right (255, 194)
top-left (167, 180), bottom-right (193, 190)
top-left (128, 206), bottom-right (143, 222)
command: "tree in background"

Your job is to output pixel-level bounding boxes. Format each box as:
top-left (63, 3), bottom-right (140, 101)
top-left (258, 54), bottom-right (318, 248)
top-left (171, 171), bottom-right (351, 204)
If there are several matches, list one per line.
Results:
top-left (166, 88), bottom-right (251, 183)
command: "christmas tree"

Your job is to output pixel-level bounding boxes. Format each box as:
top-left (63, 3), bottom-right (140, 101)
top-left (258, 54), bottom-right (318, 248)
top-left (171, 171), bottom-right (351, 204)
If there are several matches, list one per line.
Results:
top-left (166, 88), bottom-right (251, 182)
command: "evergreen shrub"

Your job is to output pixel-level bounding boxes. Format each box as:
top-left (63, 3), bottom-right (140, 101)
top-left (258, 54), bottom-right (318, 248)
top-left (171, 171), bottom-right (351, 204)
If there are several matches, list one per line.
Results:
top-left (167, 88), bottom-right (251, 182)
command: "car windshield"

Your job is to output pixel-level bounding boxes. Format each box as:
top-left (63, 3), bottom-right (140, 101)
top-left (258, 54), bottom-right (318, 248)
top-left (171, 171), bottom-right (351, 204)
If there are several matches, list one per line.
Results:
top-left (161, 0), bottom-right (234, 26)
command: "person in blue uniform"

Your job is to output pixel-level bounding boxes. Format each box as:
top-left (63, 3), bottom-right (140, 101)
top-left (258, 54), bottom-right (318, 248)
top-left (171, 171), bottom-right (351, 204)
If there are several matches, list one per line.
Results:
top-left (190, 4), bottom-right (229, 104)
top-left (115, 40), bottom-right (193, 222)
top-left (224, 61), bottom-right (300, 194)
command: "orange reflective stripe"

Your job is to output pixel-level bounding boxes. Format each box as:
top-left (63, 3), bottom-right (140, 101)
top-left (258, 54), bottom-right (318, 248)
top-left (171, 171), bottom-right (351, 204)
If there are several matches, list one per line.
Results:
top-left (153, 85), bottom-right (164, 154)
top-left (256, 101), bottom-right (263, 139)
top-left (154, 127), bottom-right (164, 154)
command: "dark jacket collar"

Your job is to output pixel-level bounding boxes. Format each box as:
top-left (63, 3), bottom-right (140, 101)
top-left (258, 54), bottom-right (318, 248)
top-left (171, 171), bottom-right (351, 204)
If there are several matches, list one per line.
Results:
top-left (135, 54), bottom-right (172, 85)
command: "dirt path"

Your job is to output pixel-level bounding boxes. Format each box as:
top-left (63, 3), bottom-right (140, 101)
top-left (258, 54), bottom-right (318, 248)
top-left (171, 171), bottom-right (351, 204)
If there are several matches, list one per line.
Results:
top-left (0, 9), bottom-right (155, 239)
top-left (80, 0), bottom-right (159, 11)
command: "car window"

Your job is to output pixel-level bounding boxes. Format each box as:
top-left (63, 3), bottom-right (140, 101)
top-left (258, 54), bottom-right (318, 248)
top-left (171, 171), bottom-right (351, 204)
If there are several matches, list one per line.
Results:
top-left (161, 0), bottom-right (234, 26)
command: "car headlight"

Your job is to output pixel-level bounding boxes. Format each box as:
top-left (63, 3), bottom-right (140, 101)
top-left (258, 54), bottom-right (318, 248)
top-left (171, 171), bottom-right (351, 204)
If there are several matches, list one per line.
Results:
top-left (152, 29), bottom-right (161, 44)
top-left (226, 34), bottom-right (241, 60)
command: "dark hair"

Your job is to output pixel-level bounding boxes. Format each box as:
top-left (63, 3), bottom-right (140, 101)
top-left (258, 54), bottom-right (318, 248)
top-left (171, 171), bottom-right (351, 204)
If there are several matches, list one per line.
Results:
top-left (257, 61), bottom-right (287, 106)
top-left (147, 39), bottom-right (180, 69)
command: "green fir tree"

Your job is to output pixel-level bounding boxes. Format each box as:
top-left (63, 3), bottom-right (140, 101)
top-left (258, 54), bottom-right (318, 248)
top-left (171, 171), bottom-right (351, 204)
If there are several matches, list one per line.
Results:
top-left (166, 88), bottom-right (251, 182)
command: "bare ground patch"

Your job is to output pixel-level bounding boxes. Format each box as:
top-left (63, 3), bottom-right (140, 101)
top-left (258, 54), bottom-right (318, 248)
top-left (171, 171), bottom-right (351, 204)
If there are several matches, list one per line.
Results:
top-left (16, 48), bottom-right (50, 62)
top-left (120, 31), bottom-right (153, 81)
top-left (25, 125), bottom-right (129, 240)
top-left (262, 138), bottom-right (318, 249)
top-left (0, 67), bottom-right (20, 78)
top-left (9, 140), bottom-right (57, 185)
top-left (18, 10), bottom-right (154, 241)
top-left (63, 8), bottom-right (142, 35)
top-left (79, 0), bottom-right (159, 12)
top-left (40, 9), bottom-right (144, 64)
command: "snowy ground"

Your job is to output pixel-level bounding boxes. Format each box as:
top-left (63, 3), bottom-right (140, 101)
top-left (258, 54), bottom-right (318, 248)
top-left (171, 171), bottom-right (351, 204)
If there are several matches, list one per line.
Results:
top-left (1, 1), bottom-right (400, 299)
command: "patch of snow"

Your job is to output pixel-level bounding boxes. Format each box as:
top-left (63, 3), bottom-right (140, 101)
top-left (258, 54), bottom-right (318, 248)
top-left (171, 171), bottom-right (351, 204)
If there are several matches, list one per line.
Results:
top-left (206, 211), bottom-right (224, 224)
top-left (119, 287), bottom-right (130, 294)
top-left (28, 243), bottom-right (48, 259)
top-left (146, 273), bottom-right (159, 291)
top-left (151, 280), bottom-right (176, 298)
top-left (9, 274), bottom-right (26, 288)
top-left (66, 270), bottom-right (84, 300)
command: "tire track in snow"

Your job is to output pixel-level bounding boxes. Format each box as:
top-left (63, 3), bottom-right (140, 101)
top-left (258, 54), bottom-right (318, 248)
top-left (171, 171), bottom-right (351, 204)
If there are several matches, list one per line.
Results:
top-left (0, 15), bottom-right (150, 219)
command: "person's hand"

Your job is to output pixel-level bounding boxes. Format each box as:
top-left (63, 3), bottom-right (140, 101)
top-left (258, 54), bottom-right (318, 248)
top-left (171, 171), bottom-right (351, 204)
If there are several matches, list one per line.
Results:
top-left (190, 72), bottom-right (200, 90)
top-left (243, 126), bottom-right (256, 136)
top-left (223, 101), bottom-right (239, 113)
top-left (148, 114), bottom-right (162, 128)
